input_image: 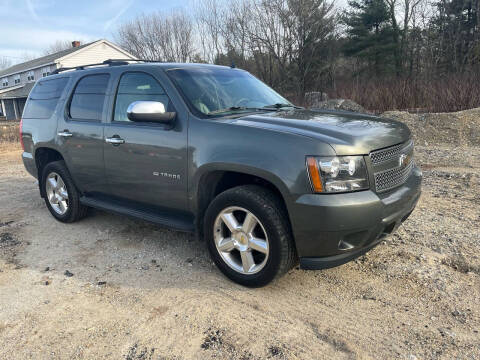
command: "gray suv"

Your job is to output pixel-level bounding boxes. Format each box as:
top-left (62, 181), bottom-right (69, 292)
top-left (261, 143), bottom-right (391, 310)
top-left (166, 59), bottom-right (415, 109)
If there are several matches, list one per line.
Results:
top-left (20, 60), bottom-right (421, 287)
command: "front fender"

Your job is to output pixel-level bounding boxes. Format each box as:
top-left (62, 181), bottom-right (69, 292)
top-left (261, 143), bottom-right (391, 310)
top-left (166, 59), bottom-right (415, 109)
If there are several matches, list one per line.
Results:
top-left (187, 116), bottom-right (336, 215)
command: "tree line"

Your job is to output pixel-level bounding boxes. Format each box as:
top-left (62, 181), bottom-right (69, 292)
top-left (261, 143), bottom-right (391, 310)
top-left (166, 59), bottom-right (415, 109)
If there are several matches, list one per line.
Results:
top-left (5, 0), bottom-right (477, 112)
top-left (115, 0), bottom-right (480, 112)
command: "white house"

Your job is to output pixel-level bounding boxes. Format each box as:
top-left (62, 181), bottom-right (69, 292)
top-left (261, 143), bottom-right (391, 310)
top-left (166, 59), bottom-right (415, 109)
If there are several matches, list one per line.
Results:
top-left (0, 39), bottom-right (136, 120)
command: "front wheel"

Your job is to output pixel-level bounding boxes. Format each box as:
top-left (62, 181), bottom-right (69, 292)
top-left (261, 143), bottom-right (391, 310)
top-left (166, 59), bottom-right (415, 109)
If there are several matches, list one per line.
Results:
top-left (204, 185), bottom-right (297, 287)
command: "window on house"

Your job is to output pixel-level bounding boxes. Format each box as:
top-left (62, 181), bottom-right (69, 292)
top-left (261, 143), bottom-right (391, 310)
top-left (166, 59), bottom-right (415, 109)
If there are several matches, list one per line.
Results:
top-left (42, 67), bottom-right (51, 77)
top-left (69, 74), bottom-right (110, 121)
top-left (14, 75), bottom-right (20, 85)
top-left (1, 78), bottom-right (7, 87)
top-left (27, 71), bottom-right (35, 81)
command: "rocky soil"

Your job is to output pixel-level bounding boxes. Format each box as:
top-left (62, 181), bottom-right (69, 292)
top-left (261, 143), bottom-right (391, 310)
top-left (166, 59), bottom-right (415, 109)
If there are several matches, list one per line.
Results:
top-left (0, 109), bottom-right (479, 359)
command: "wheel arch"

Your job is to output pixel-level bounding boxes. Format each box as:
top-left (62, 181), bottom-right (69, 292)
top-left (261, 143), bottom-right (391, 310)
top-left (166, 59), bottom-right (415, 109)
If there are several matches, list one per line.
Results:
top-left (34, 147), bottom-right (65, 198)
top-left (194, 165), bottom-right (292, 238)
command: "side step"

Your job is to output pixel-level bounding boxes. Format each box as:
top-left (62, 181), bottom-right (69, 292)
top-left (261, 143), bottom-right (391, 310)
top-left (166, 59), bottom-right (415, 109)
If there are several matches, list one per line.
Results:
top-left (80, 196), bottom-right (195, 232)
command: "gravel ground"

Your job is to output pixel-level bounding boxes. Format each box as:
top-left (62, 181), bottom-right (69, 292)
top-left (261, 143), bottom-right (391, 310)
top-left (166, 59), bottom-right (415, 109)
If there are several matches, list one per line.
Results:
top-left (0, 110), bottom-right (479, 359)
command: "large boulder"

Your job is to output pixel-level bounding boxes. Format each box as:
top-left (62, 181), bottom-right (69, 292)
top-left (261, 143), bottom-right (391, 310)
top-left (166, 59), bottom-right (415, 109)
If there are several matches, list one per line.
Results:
top-left (312, 99), bottom-right (367, 113)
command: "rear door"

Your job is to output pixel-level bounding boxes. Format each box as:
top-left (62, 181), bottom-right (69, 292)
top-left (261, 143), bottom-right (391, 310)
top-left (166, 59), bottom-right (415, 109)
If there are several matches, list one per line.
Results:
top-left (57, 73), bottom-right (110, 195)
top-left (103, 71), bottom-right (188, 211)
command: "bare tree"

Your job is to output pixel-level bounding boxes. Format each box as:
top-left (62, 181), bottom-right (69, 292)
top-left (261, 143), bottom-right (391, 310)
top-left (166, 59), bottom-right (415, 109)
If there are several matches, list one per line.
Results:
top-left (19, 52), bottom-right (37, 62)
top-left (191, 0), bottom-right (337, 96)
top-left (110, 0), bottom-right (480, 111)
top-left (221, 0), bottom-right (252, 66)
top-left (193, 0), bottom-right (227, 63)
top-left (43, 40), bottom-right (76, 55)
top-left (116, 11), bottom-right (195, 62)
top-left (0, 57), bottom-right (12, 70)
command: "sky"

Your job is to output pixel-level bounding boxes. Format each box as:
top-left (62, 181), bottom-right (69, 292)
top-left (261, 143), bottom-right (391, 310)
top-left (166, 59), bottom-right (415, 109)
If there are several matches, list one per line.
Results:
top-left (0, 0), bottom-right (190, 63)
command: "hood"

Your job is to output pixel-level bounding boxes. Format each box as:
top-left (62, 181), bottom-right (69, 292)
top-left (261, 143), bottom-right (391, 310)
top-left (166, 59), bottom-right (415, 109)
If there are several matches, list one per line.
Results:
top-left (230, 109), bottom-right (411, 155)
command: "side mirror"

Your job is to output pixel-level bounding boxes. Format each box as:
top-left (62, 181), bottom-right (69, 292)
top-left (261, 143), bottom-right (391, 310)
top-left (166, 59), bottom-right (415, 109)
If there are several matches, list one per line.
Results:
top-left (127, 101), bottom-right (176, 123)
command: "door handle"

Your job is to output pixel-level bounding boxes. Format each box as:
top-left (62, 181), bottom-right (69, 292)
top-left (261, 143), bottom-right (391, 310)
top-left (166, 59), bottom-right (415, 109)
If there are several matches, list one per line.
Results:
top-left (105, 136), bottom-right (125, 145)
top-left (57, 130), bottom-right (73, 137)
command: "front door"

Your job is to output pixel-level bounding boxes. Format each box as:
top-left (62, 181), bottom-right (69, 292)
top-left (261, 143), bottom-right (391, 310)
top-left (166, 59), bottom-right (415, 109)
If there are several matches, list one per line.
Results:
top-left (103, 71), bottom-right (188, 212)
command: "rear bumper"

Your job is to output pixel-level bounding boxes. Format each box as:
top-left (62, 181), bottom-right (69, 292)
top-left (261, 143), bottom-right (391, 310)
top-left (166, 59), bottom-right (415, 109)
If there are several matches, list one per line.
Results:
top-left (22, 151), bottom-right (37, 178)
top-left (290, 165), bottom-right (422, 269)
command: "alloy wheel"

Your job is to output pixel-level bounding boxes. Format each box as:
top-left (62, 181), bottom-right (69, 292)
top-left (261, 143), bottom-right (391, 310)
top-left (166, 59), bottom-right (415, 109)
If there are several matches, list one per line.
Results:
top-left (213, 206), bottom-right (269, 274)
top-left (45, 172), bottom-right (69, 215)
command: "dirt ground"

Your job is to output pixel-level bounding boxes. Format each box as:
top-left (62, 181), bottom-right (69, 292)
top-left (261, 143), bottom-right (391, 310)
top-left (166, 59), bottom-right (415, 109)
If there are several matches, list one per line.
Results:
top-left (0, 110), bottom-right (479, 359)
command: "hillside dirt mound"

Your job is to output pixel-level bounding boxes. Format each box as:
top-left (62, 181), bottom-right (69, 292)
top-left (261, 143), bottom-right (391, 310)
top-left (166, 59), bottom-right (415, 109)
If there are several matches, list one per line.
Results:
top-left (382, 108), bottom-right (480, 146)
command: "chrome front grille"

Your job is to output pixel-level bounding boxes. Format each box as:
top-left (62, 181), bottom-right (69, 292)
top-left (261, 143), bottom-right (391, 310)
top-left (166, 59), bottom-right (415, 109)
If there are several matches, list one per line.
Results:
top-left (370, 140), bottom-right (414, 193)
top-left (374, 160), bottom-right (414, 192)
top-left (370, 140), bottom-right (413, 165)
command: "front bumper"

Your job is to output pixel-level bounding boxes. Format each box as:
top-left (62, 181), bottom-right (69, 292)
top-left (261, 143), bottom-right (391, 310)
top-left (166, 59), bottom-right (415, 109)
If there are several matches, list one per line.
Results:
top-left (289, 165), bottom-right (422, 270)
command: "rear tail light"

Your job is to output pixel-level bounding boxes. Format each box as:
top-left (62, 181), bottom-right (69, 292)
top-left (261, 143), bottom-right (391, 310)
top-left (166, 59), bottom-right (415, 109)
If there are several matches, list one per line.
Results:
top-left (19, 118), bottom-right (24, 150)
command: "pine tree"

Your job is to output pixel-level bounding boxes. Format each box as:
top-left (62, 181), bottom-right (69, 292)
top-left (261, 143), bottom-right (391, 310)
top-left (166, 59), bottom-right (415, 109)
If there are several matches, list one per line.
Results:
top-left (342, 0), bottom-right (397, 76)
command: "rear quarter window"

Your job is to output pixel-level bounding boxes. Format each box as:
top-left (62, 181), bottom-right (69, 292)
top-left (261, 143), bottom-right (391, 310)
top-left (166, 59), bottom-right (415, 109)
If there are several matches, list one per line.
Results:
top-left (22, 77), bottom-right (69, 119)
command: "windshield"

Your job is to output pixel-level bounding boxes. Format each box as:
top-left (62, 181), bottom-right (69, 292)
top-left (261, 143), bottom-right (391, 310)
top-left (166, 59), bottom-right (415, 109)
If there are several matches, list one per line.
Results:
top-left (166, 67), bottom-right (292, 116)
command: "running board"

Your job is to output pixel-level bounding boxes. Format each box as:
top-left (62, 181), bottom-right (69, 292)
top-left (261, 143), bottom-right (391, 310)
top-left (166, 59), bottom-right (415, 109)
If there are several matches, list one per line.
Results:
top-left (80, 196), bottom-right (195, 232)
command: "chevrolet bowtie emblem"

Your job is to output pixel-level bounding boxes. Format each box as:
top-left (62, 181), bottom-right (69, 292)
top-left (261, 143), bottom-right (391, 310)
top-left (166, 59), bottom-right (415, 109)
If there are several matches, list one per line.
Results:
top-left (399, 153), bottom-right (409, 167)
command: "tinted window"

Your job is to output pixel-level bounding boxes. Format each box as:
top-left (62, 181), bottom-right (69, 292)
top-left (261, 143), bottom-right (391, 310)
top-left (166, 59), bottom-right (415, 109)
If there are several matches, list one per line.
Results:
top-left (22, 77), bottom-right (69, 119)
top-left (113, 72), bottom-right (169, 122)
top-left (70, 74), bottom-right (110, 121)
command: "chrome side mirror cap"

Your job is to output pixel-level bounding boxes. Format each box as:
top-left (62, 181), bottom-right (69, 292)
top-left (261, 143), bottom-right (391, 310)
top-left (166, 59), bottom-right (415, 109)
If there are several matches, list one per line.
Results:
top-left (127, 101), bottom-right (176, 123)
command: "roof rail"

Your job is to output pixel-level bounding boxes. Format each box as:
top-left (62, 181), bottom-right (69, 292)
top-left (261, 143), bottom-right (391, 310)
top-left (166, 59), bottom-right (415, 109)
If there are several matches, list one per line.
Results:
top-left (51, 58), bottom-right (161, 75)
top-left (104, 59), bottom-right (162, 63)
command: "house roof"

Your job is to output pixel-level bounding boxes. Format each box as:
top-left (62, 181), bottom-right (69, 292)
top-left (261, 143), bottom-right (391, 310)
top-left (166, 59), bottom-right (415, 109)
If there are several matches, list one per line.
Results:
top-left (0, 41), bottom-right (97, 78)
top-left (0, 39), bottom-right (135, 79)
top-left (0, 82), bottom-right (35, 99)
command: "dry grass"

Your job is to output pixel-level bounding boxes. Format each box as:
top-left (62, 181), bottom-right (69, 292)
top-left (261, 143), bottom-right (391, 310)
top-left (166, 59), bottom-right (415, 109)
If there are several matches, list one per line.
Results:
top-left (328, 73), bottom-right (480, 113)
top-left (0, 121), bottom-right (20, 143)
top-left (0, 122), bottom-right (21, 153)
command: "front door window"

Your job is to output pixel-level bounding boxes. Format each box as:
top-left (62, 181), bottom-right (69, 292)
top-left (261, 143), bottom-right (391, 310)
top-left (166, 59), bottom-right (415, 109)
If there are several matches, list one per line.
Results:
top-left (113, 72), bottom-right (170, 122)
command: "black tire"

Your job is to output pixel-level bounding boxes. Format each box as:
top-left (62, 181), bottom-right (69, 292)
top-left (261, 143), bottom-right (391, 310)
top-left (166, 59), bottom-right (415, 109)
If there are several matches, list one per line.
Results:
top-left (41, 160), bottom-right (88, 223)
top-left (204, 185), bottom-right (297, 287)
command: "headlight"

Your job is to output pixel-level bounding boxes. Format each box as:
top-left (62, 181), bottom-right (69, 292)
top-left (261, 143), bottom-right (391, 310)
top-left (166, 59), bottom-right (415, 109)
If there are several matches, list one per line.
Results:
top-left (306, 156), bottom-right (369, 193)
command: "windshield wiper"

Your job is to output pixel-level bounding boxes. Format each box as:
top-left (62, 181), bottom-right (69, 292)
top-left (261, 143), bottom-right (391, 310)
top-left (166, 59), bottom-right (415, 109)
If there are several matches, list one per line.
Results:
top-left (208, 103), bottom-right (301, 116)
top-left (262, 103), bottom-right (301, 110)
top-left (208, 106), bottom-right (247, 115)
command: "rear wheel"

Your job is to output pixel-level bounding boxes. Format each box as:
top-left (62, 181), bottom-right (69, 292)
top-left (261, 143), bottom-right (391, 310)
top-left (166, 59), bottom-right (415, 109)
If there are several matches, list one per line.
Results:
top-left (204, 185), bottom-right (296, 287)
top-left (41, 161), bottom-right (87, 223)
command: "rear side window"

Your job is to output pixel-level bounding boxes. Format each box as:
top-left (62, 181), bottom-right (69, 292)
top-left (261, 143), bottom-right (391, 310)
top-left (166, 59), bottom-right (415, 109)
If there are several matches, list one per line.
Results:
top-left (69, 74), bottom-right (110, 121)
top-left (23, 77), bottom-right (68, 119)
top-left (113, 72), bottom-right (170, 122)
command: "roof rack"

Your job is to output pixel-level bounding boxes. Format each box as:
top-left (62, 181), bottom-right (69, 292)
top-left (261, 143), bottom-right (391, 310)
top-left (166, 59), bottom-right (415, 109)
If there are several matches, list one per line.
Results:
top-left (51, 59), bottom-right (161, 75)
